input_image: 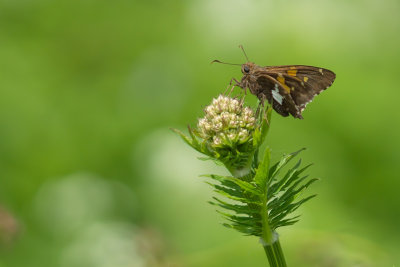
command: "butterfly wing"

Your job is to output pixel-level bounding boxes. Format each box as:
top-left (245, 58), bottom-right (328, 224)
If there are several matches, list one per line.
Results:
top-left (253, 73), bottom-right (303, 118)
top-left (264, 65), bottom-right (336, 112)
top-left (238, 63), bottom-right (335, 119)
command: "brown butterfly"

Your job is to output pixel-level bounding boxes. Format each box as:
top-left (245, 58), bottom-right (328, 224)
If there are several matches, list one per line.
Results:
top-left (213, 46), bottom-right (336, 119)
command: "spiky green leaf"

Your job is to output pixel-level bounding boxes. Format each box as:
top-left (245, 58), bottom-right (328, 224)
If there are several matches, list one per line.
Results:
top-left (254, 147), bottom-right (271, 190)
top-left (202, 174), bottom-right (262, 196)
top-left (268, 148), bottom-right (306, 184)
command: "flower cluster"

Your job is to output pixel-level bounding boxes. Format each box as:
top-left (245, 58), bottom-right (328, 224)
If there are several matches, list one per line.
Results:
top-left (172, 94), bottom-right (270, 175)
top-left (197, 95), bottom-right (256, 147)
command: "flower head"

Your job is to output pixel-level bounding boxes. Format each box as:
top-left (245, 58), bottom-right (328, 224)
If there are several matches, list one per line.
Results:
top-left (172, 94), bottom-right (271, 176)
top-left (197, 95), bottom-right (256, 147)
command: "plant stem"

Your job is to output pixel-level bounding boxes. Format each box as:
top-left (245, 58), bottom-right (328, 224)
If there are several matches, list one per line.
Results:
top-left (263, 245), bottom-right (277, 267)
top-left (275, 239), bottom-right (287, 266)
top-left (262, 238), bottom-right (287, 267)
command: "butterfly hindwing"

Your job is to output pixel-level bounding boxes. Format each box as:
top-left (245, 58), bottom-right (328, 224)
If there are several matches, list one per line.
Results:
top-left (255, 74), bottom-right (302, 118)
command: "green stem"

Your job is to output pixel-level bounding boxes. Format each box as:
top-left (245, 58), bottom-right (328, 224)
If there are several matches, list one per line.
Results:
top-left (263, 245), bottom-right (277, 267)
top-left (262, 237), bottom-right (287, 267)
top-left (274, 239), bottom-right (287, 266)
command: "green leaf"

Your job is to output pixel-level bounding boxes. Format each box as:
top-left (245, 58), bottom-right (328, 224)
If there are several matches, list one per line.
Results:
top-left (222, 223), bottom-right (260, 236)
top-left (201, 174), bottom-right (241, 191)
top-left (254, 147), bottom-right (271, 190)
top-left (279, 163), bottom-right (313, 192)
top-left (261, 150), bottom-right (319, 231)
top-left (210, 197), bottom-right (260, 215)
top-left (268, 176), bottom-right (312, 209)
top-left (170, 128), bottom-right (194, 148)
top-left (212, 189), bottom-right (261, 205)
top-left (268, 159), bottom-right (302, 198)
top-left (268, 188), bottom-right (317, 230)
top-left (197, 156), bottom-right (213, 161)
top-left (279, 178), bottom-right (318, 204)
top-left (202, 174), bottom-right (262, 196)
top-left (203, 176), bottom-right (262, 205)
top-left (269, 194), bottom-right (316, 220)
top-left (253, 106), bottom-right (272, 148)
top-left (206, 182), bottom-right (244, 198)
top-left (187, 125), bottom-right (199, 147)
top-left (273, 216), bottom-right (301, 228)
top-left (268, 148), bottom-right (306, 183)
top-left (216, 210), bottom-right (259, 226)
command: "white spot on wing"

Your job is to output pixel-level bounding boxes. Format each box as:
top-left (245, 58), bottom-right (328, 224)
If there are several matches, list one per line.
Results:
top-left (272, 84), bottom-right (283, 105)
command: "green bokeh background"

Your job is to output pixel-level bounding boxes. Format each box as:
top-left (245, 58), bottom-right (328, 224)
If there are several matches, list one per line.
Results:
top-left (0, 1), bottom-right (399, 266)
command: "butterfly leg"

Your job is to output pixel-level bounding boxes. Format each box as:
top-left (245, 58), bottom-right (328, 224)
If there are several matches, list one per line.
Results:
top-left (223, 80), bottom-right (234, 95)
top-left (239, 82), bottom-right (247, 97)
top-left (228, 78), bottom-right (243, 96)
top-left (223, 78), bottom-right (235, 96)
top-left (226, 78), bottom-right (247, 104)
top-left (239, 89), bottom-right (248, 105)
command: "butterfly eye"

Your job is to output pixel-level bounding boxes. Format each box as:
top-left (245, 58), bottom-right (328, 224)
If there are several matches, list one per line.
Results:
top-left (244, 66), bottom-right (250, 73)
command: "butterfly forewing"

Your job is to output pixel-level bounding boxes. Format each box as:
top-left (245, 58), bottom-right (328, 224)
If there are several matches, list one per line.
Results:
top-left (264, 65), bottom-right (335, 109)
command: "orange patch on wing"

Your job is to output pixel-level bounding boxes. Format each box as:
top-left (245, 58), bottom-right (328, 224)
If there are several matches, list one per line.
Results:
top-left (277, 76), bottom-right (291, 93)
top-left (287, 69), bottom-right (297, 76)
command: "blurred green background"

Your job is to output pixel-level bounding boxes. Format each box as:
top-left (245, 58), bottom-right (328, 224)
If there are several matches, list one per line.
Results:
top-left (0, 0), bottom-right (399, 266)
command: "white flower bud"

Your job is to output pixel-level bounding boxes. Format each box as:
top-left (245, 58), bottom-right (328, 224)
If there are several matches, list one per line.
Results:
top-left (196, 94), bottom-right (256, 147)
top-left (198, 118), bottom-right (206, 127)
top-left (238, 129), bottom-right (248, 140)
top-left (213, 136), bottom-right (222, 146)
top-left (213, 121), bottom-right (223, 132)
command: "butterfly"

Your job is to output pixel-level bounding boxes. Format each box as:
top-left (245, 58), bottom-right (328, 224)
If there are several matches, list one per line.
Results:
top-left (213, 46), bottom-right (336, 119)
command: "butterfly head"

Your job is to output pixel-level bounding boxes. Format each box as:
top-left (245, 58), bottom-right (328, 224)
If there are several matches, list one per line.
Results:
top-left (241, 62), bottom-right (256, 75)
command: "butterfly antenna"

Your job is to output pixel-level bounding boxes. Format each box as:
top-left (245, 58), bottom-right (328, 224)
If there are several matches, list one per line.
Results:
top-left (211, 60), bottom-right (241, 66)
top-left (239, 45), bottom-right (249, 62)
